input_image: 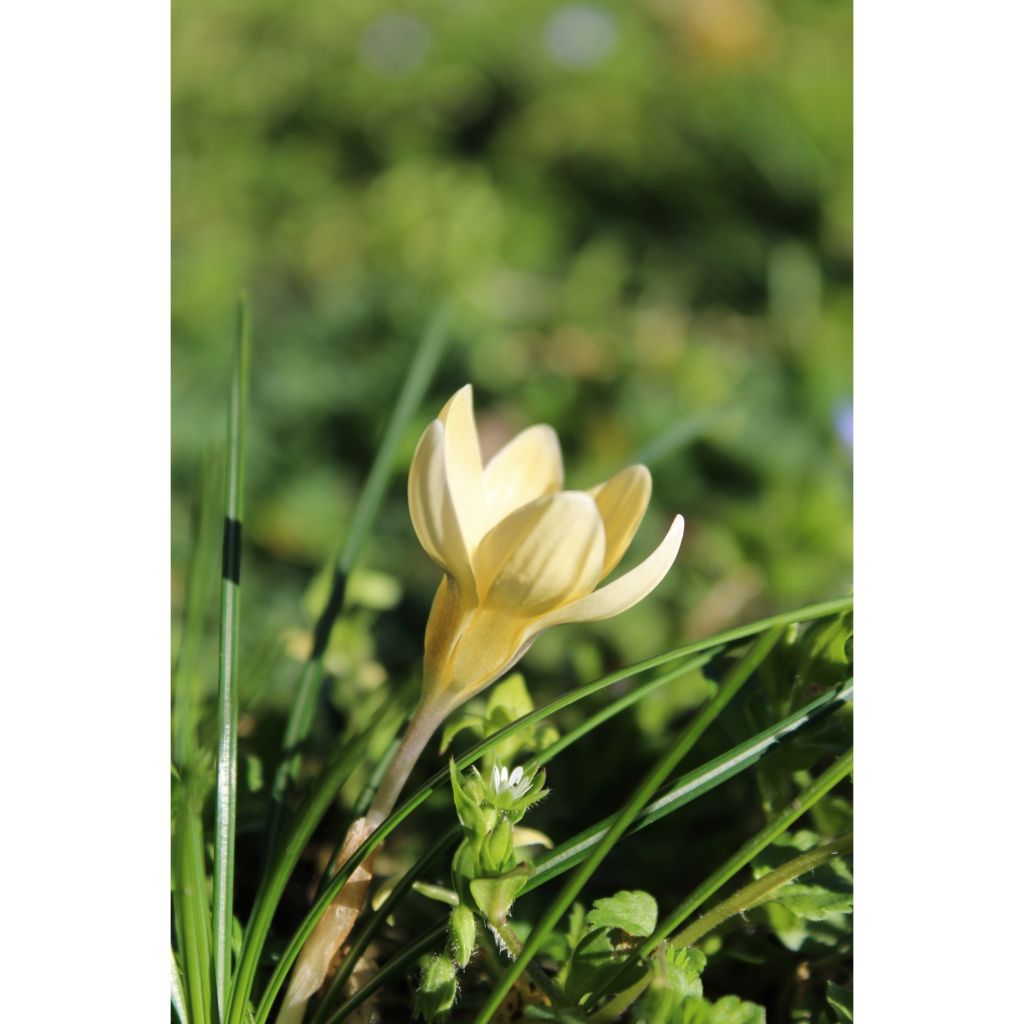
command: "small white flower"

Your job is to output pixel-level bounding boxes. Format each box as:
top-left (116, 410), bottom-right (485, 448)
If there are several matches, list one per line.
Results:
top-left (490, 763), bottom-right (531, 800)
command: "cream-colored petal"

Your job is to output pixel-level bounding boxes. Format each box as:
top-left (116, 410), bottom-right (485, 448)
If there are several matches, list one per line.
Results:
top-left (481, 424), bottom-right (564, 533)
top-left (589, 465), bottom-right (652, 578)
top-left (408, 420), bottom-right (475, 591)
top-left (529, 515), bottom-right (685, 633)
top-left (473, 492), bottom-right (606, 615)
top-left (438, 385), bottom-right (485, 552)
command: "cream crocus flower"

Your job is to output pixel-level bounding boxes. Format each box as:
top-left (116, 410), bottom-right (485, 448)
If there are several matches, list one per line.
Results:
top-left (276, 384), bottom-right (684, 1024)
top-left (410, 384), bottom-right (686, 718)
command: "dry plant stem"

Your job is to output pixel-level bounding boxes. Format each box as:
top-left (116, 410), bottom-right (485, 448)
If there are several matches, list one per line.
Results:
top-left (275, 699), bottom-right (451, 1024)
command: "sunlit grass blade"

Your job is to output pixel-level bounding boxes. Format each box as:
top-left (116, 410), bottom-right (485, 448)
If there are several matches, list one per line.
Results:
top-left (669, 834), bottom-right (852, 950)
top-left (213, 293), bottom-right (251, 1020)
top-left (226, 699), bottom-right (407, 1024)
top-left (588, 748), bottom-right (854, 1014)
top-left (267, 310), bottom-right (449, 853)
top-left (308, 826), bottom-right (461, 1024)
top-left (174, 781), bottom-right (214, 1024)
top-left (527, 680), bottom-right (852, 891)
top-left (470, 627), bottom-right (785, 1024)
top-left (172, 947), bottom-right (190, 1024)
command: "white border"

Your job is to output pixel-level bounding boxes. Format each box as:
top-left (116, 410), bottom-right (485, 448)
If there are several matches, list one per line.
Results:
top-left (856, 1), bottom-right (1024, 1018)
top-left (1, 0), bottom-right (169, 1018)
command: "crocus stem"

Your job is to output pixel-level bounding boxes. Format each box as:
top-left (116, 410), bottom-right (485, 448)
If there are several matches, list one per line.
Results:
top-left (275, 698), bottom-right (451, 1024)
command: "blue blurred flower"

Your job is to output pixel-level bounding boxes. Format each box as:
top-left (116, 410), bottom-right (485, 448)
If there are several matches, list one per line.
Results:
top-left (834, 402), bottom-right (853, 452)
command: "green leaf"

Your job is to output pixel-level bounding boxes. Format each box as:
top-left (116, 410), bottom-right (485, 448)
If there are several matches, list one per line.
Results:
top-left (415, 955), bottom-right (458, 1022)
top-left (826, 982), bottom-right (853, 1022)
top-left (707, 995), bottom-right (766, 1024)
top-left (587, 891), bottom-right (659, 939)
top-left (631, 947), bottom-right (706, 1023)
top-left (771, 883), bottom-right (852, 920)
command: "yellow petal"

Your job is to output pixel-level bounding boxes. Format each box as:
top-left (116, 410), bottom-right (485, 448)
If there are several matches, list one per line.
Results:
top-left (473, 492), bottom-right (605, 615)
top-left (481, 424), bottom-right (563, 534)
top-left (589, 465), bottom-right (652, 578)
top-left (530, 515), bottom-right (685, 632)
top-left (408, 420), bottom-right (475, 590)
top-left (438, 384), bottom-right (484, 551)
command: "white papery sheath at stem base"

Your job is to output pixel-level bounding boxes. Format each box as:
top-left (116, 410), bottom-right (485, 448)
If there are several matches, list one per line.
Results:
top-left (273, 698), bottom-right (451, 1024)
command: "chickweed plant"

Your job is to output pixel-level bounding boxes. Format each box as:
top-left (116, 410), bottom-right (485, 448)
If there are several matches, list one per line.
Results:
top-left (171, 305), bottom-right (853, 1024)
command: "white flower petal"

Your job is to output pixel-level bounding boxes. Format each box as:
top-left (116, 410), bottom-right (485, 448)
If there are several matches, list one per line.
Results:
top-left (492, 765), bottom-right (501, 792)
top-left (481, 424), bottom-right (564, 534)
top-left (529, 515), bottom-right (685, 633)
top-left (408, 420), bottom-right (475, 590)
top-left (589, 465), bottom-right (652, 578)
top-left (473, 492), bottom-right (606, 614)
top-left (438, 385), bottom-right (485, 552)
top-left (509, 766), bottom-right (524, 787)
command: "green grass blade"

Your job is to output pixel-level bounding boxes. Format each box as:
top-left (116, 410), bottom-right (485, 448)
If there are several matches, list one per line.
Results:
top-left (174, 781), bottom-right (214, 1024)
top-left (267, 310), bottom-right (449, 852)
top-left (587, 748), bottom-right (854, 1013)
top-left (527, 680), bottom-right (852, 891)
top-left (214, 294), bottom-right (251, 1021)
top-left (470, 627), bottom-right (785, 1024)
top-left (309, 826), bottom-right (461, 1024)
top-left (525, 652), bottom-right (720, 774)
top-left (670, 834), bottom-right (853, 950)
top-left (226, 700), bottom-right (406, 1024)
top-left (172, 947), bottom-right (191, 1024)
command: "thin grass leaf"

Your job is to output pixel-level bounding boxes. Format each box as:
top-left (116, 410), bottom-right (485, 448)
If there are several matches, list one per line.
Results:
top-left (226, 700), bottom-right (407, 1024)
top-left (172, 947), bottom-right (190, 1024)
top-left (173, 452), bottom-right (223, 769)
top-left (175, 781), bottom-right (214, 1024)
top-left (267, 310), bottom-right (449, 854)
top-left (527, 680), bottom-right (852, 891)
top-left (588, 748), bottom-right (854, 1014)
top-left (214, 293), bottom-right (252, 1020)
top-left (470, 627), bottom-right (785, 1024)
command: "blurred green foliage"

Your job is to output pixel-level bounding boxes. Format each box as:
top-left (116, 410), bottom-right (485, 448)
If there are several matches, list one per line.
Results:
top-left (172, 2), bottom-right (850, 1014)
top-left (173, 0), bottom-right (851, 682)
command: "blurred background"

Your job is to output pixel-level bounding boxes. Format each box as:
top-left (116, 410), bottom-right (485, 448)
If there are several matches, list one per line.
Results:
top-left (173, 0), bottom-right (851, 678)
top-left (172, 0), bottom-right (851, 1010)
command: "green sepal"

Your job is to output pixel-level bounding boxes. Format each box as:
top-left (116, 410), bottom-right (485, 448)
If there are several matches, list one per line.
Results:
top-left (415, 954), bottom-right (458, 1022)
top-left (448, 904), bottom-right (477, 969)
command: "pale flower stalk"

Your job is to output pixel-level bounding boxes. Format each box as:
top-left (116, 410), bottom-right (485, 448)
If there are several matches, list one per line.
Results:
top-left (277, 385), bottom-right (684, 1023)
